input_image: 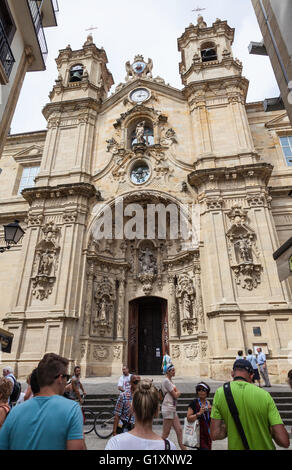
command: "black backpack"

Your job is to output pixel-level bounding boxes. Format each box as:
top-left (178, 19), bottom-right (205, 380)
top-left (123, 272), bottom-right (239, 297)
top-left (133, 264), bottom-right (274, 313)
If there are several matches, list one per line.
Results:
top-left (10, 376), bottom-right (22, 404)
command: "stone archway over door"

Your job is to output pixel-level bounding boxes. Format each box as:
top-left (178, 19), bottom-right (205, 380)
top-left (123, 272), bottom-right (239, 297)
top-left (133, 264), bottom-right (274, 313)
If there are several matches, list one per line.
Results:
top-left (128, 297), bottom-right (168, 375)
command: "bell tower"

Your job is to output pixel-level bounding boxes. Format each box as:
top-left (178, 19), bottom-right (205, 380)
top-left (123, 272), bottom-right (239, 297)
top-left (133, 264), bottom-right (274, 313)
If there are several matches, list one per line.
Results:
top-left (37, 34), bottom-right (114, 187)
top-left (178, 17), bottom-right (255, 167)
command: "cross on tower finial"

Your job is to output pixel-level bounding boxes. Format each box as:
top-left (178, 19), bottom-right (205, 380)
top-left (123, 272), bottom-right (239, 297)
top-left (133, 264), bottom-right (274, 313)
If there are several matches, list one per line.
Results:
top-left (192, 5), bottom-right (206, 13)
top-left (85, 25), bottom-right (98, 32)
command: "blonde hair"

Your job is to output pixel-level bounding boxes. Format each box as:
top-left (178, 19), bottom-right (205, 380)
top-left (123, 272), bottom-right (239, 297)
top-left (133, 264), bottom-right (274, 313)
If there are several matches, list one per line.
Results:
top-left (132, 379), bottom-right (159, 423)
top-left (0, 378), bottom-right (13, 402)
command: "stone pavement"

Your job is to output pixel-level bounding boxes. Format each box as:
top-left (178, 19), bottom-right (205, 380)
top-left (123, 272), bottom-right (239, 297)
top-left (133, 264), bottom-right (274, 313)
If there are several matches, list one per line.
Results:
top-left (85, 426), bottom-right (291, 451)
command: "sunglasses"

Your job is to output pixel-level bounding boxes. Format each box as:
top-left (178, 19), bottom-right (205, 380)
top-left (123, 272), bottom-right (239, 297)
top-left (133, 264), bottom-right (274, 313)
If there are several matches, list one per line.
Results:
top-left (55, 374), bottom-right (71, 381)
top-left (197, 387), bottom-right (207, 392)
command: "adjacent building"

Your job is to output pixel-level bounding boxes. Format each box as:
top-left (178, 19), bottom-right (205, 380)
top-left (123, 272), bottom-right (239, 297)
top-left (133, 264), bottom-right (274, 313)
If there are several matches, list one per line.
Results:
top-left (249, 0), bottom-right (292, 123)
top-left (0, 0), bottom-right (58, 157)
top-left (0, 17), bottom-right (292, 383)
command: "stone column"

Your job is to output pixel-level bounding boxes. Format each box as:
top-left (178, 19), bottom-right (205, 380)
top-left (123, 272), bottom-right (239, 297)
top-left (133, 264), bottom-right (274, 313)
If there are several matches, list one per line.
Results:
top-left (116, 273), bottom-right (126, 339)
top-left (82, 262), bottom-right (94, 336)
top-left (168, 275), bottom-right (179, 338)
top-left (194, 265), bottom-right (205, 332)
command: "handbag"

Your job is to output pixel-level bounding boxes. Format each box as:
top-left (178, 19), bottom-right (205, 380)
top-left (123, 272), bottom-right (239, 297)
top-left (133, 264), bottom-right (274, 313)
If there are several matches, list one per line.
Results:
top-left (182, 417), bottom-right (200, 448)
top-left (223, 382), bottom-right (250, 450)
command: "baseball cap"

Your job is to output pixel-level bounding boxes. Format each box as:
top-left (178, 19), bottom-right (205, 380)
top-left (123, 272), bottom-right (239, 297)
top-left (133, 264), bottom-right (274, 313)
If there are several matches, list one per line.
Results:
top-left (233, 359), bottom-right (254, 374)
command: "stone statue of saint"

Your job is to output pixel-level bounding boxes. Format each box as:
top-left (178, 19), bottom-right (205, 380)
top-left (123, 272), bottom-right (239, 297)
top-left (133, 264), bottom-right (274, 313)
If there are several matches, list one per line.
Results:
top-left (237, 238), bottom-right (253, 263)
top-left (99, 298), bottom-right (107, 321)
top-left (39, 250), bottom-right (54, 276)
top-left (139, 247), bottom-right (157, 274)
top-left (183, 293), bottom-right (191, 320)
top-left (135, 121), bottom-right (146, 144)
top-left (197, 15), bottom-right (207, 29)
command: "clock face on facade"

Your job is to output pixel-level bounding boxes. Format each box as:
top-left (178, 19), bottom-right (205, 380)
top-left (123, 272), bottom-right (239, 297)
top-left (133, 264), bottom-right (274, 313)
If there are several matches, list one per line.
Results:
top-left (130, 88), bottom-right (150, 103)
top-left (130, 162), bottom-right (150, 185)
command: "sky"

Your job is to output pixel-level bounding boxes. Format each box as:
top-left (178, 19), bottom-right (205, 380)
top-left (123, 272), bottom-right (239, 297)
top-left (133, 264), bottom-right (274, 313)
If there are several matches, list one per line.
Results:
top-left (11, 0), bottom-right (280, 134)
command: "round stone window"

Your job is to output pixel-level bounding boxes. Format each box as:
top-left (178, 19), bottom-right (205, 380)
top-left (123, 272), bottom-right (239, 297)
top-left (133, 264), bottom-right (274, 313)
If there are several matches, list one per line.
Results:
top-left (130, 161), bottom-right (150, 185)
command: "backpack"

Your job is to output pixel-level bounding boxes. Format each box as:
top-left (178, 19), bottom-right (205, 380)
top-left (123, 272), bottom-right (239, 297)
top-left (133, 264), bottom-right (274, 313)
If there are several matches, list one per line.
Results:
top-left (10, 376), bottom-right (22, 404)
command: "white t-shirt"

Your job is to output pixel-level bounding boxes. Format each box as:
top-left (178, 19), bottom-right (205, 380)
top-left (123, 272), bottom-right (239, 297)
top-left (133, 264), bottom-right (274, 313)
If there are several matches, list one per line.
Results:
top-left (105, 432), bottom-right (176, 450)
top-left (118, 374), bottom-right (131, 392)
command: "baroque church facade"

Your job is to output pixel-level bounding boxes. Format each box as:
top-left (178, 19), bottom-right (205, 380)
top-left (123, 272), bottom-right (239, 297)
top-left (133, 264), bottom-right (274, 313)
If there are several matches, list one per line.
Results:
top-left (1, 17), bottom-right (292, 382)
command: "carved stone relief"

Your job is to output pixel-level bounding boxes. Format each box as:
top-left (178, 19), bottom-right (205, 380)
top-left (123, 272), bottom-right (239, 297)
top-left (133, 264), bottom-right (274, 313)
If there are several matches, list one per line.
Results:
top-left (226, 205), bottom-right (263, 290)
top-left (31, 222), bottom-right (61, 300)
top-left (92, 276), bottom-right (116, 336)
top-left (176, 273), bottom-right (197, 335)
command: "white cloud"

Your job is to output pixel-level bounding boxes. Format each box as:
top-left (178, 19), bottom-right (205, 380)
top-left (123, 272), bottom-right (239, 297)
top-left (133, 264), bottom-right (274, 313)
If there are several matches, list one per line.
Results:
top-left (11, 0), bottom-right (280, 133)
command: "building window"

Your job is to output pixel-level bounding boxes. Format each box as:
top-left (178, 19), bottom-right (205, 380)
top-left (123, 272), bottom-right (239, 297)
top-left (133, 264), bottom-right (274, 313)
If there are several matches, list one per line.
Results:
top-left (280, 136), bottom-right (292, 166)
top-left (253, 327), bottom-right (262, 337)
top-left (18, 166), bottom-right (40, 195)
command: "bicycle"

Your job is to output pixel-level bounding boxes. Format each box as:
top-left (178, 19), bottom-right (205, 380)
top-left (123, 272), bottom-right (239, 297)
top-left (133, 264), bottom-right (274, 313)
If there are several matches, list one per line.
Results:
top-left (82, 406), bottom-right (97, 434)
top-left (94, 397), bottom-right (116, 439)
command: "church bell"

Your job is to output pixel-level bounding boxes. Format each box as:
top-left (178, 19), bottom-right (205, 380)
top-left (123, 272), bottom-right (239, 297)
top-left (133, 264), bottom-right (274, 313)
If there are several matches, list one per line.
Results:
top-left (70, 71), bottom-right (83, 82)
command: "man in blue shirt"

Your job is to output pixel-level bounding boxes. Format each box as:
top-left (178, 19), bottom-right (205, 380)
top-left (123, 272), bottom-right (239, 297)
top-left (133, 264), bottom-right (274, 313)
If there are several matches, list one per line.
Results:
top-left (0, 353), bottom-right (85, 450)
top-left (257, 347), bottom-right (271, 387)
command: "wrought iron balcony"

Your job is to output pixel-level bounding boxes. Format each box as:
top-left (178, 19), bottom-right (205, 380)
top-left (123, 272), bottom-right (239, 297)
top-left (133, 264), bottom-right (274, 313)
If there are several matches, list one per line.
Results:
top-left (0, 19), bottom-right (15, 79)
top-left (27, 0), bottom-right (49, 64)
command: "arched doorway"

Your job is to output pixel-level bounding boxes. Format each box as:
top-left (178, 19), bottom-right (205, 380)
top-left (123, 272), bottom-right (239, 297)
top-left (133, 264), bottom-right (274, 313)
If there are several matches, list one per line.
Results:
top-left (128, 297), bottom-right (168, 375)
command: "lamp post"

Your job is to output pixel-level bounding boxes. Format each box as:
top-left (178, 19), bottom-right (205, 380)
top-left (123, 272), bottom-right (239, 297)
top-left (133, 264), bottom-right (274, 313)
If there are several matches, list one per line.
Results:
top-left (0, 220), bottom-right (25, 253)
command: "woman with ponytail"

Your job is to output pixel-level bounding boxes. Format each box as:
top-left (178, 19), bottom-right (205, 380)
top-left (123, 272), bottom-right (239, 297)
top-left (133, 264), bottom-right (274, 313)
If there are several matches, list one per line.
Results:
top-left (105, 379), bottom-right (176, 450)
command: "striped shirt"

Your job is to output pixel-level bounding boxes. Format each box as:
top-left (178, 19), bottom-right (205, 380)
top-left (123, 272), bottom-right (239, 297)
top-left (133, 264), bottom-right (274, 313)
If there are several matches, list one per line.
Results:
top-left (114, 390), bottom-right (134, 424)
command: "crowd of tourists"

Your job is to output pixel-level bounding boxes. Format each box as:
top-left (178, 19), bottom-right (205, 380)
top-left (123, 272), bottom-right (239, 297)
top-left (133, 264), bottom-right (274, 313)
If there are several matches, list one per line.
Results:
top-left (0, 351), bottom-right (291, 450)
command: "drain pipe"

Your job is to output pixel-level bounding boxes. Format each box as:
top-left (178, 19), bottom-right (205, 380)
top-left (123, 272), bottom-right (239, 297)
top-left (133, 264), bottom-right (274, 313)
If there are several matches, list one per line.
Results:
top-left (259, 0), bottom-right (292, 92)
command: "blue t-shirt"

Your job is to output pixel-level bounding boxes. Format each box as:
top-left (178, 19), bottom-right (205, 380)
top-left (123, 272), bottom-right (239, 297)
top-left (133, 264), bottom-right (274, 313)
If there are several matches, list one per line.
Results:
top-left (0, 395), bottom-right (83, 450)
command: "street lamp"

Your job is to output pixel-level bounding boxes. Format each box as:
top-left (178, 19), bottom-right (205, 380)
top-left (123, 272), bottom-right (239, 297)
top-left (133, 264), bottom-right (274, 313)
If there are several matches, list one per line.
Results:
top-left (0, 220), bottom-right (25, 253)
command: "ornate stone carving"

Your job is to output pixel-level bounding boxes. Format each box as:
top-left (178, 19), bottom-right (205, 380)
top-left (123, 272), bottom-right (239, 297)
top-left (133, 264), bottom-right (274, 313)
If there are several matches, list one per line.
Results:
top-left (172, 344), bottom-right (181, 359)
top-left (92, 277), bottom-right (115, 336)
top-left (200, 341), bottom-right (208, 359)
top-left (176, 274), bottom-right (197, 335)
top-left (113, 345), bottom-right (121, 360)
top-left (92, 345), bottom-right (110, 361)
top-left (226, 205), bottom-right (263, 290)
top-left (31, 222), bottom-right (61, 300)
top-left (137, 245), bottom-right (157, 295)
top-left (160, 128), bottom-right (177, 146)
top-left (125, 55), bottom-right (153, 81)
top-left (184, 343), bottom-right (199, 360)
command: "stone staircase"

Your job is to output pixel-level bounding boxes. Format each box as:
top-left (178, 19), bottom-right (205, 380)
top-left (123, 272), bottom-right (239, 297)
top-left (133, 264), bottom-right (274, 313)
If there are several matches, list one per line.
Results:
top-left (84, 391), bottom-right (292, 428)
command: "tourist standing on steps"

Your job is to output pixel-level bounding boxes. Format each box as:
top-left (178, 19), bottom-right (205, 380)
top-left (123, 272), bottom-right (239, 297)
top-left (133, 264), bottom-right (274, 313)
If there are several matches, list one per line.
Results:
top-left (118, 366), bottom-right (132, 393)
top-left (187, 382), bottom-right (212, 450)
top-left (246, 349), bottom-right (261, 387)
top-left (210, 359), bottom-right (289, 450)
top-left (106, 379), bottom-right (176, 450)
top-left (69, 366), bottom-right (86, 403)
top-left (161, 365), bottom-right (186, 450)
top-left (236, 350), bottom-right (244, 360)
top-left (113, 374), bottom-right (140, 436)
top-left (256, 348), bottom-right (271, 387)
top-left (0, 378), bottom-right (12, 429)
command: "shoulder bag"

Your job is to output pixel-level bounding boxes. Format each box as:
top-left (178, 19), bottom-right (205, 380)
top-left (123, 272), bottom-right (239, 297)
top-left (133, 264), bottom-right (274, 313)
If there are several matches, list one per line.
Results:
top-left (223, 382), bottom-right (250, 450)
top-left (183, 402), bottom-right (200, 449)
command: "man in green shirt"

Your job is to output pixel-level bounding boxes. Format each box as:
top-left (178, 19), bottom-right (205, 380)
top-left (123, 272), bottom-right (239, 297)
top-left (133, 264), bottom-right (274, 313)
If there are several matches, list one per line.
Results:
top-left (210, 359), bottom-right (290, 450)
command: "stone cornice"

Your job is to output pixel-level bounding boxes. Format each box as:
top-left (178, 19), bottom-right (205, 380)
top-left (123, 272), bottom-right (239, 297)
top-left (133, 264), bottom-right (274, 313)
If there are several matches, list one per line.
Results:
top-left (42, 97), bottom-right (101, 121)
top-left (22, 183), bottom-right (101, 205)
top-left (181, 59), bottom-right (244, 88)
top-left (188, 163), bottom-right (273, 189)
top-left (182, 76), bottom-right (249, 102)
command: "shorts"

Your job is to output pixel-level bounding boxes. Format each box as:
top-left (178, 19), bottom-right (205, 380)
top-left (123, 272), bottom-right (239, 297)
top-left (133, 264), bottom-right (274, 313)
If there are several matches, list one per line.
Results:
top-left (253, 368), bottom-right (260, 381)
top-left (162, 409), bottom-right (177, 420)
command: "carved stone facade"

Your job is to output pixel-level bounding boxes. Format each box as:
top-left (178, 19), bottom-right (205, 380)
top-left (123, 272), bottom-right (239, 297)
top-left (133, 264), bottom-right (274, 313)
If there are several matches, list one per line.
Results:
top-left (0, 17), bottom-right (292, 382)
